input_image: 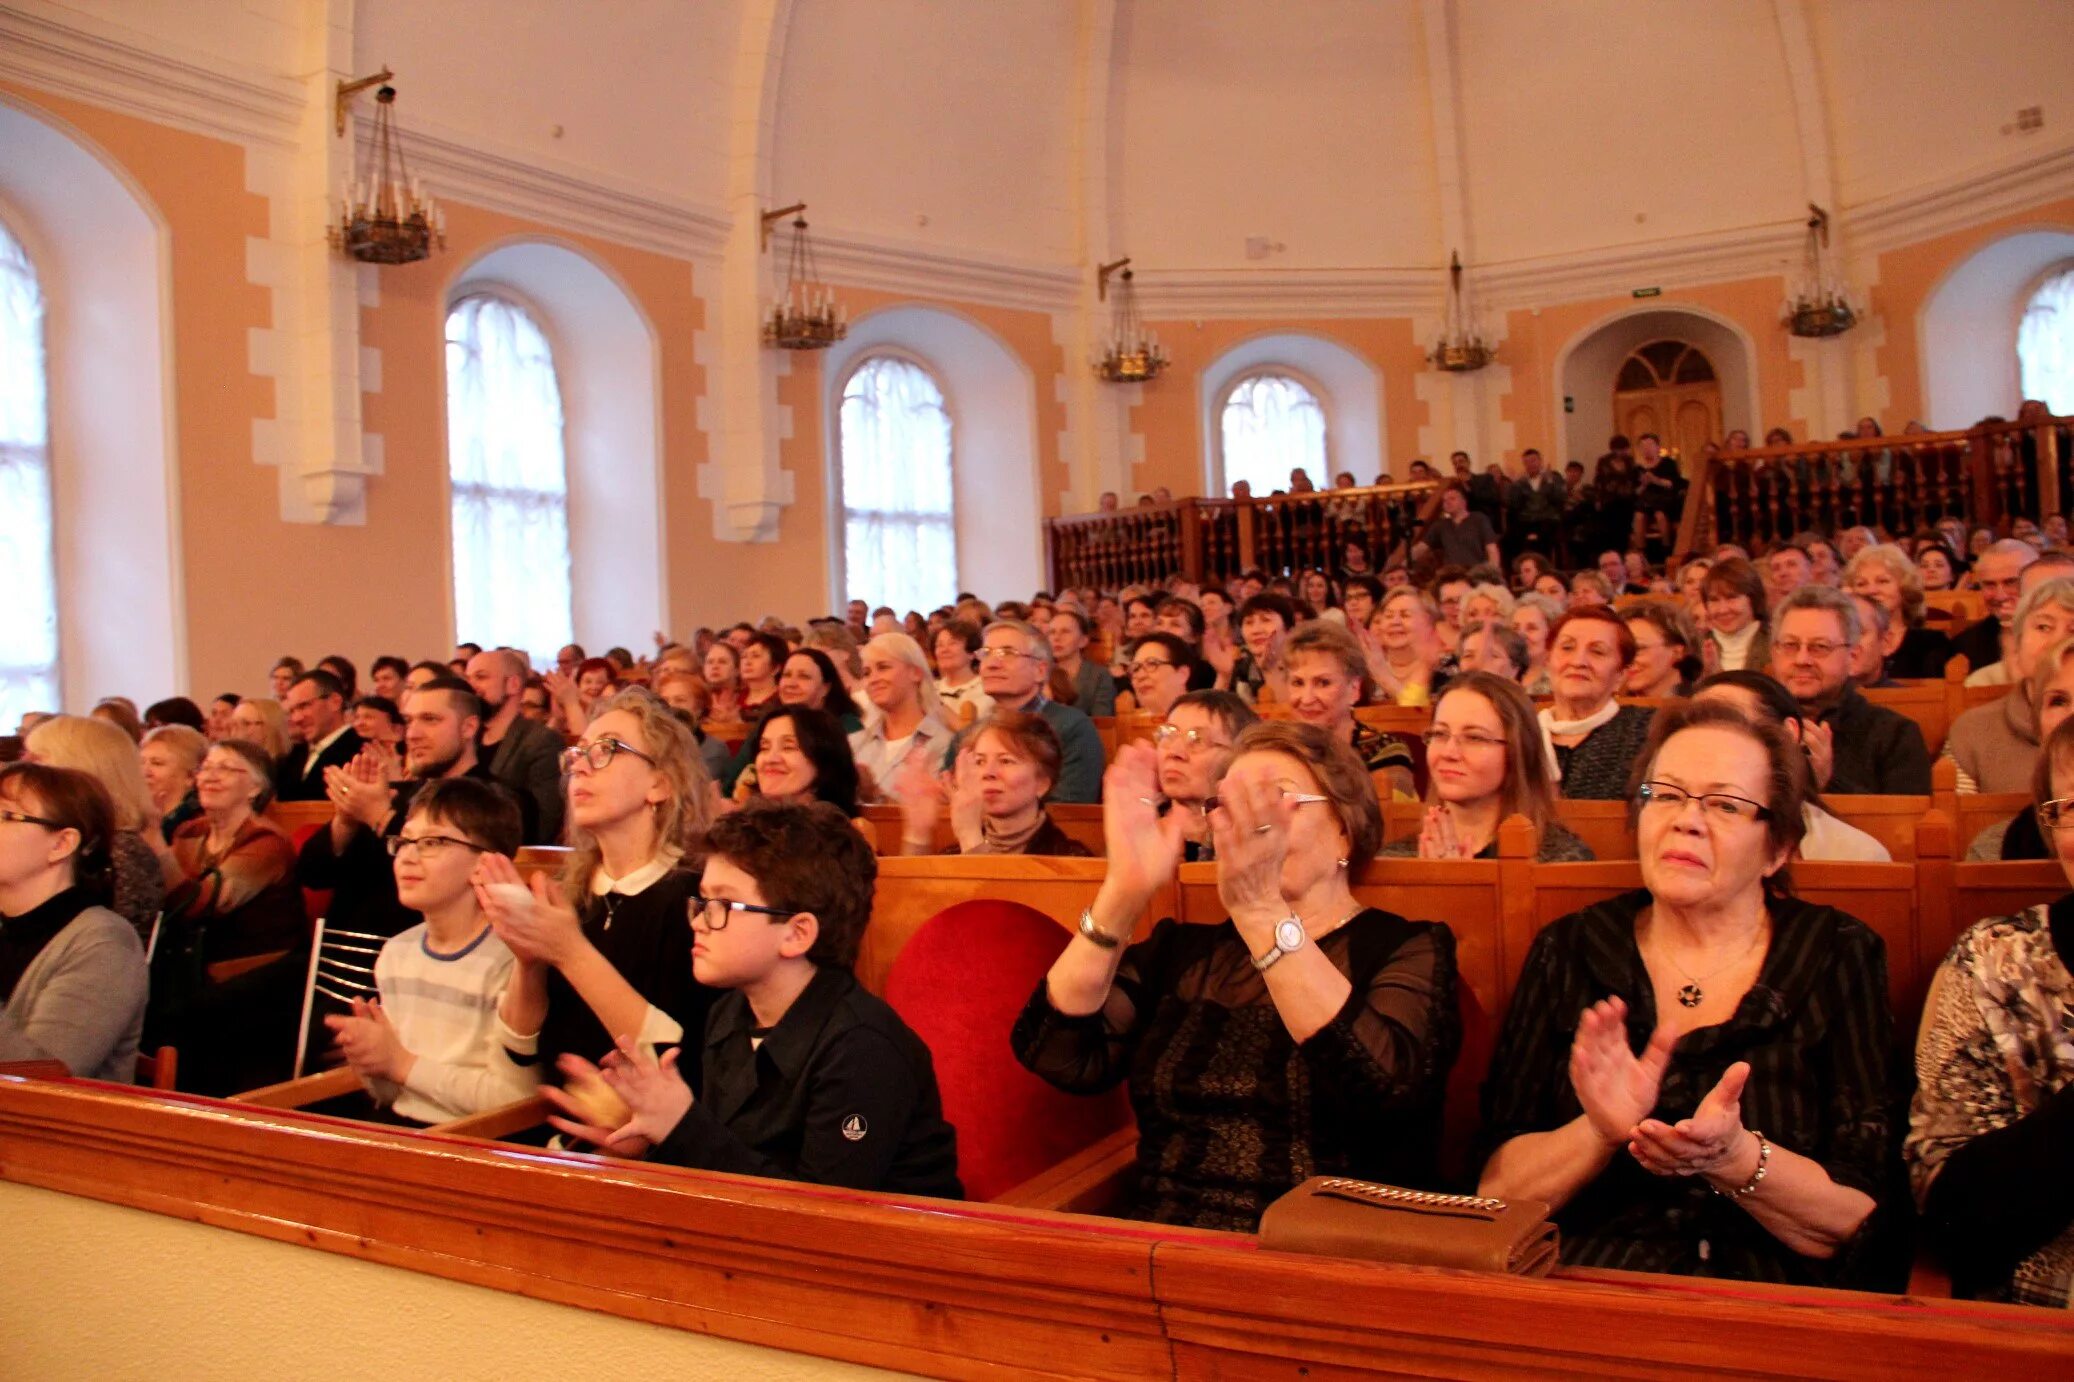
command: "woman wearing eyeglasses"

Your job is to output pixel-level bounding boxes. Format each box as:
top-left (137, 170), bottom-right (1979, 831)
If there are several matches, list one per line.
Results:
top-left (1381, 673), bottom-right (1593, 861)
top-left (1481, 701), bottom-right (1894, 1287)
top-left (1122, 632), bottom-right (1196, 719)
top-left (475, 688), bottom-right (719, 1106)
top-left (152, 739), bottom-right (308, 1093)
top-left (1908, 713), bottom-right (2074, 1303)
top-left (1153, 691), bottom-right (1258, 861)
top-left (1013, 720), bottom-right (1460, 1229)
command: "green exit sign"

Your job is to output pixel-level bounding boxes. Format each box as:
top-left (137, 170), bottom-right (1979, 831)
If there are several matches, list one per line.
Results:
top-left (1632, 286), bottom-right (1662, 298)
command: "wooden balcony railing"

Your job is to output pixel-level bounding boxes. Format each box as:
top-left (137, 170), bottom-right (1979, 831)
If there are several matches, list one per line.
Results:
top-left (1046, 482), bottom-right (1441, 592)
top-left (1675, 415), bottom-right (2073, 557)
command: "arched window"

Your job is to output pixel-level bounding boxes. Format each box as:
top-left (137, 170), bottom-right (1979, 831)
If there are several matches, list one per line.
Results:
top-left (2019, 266), bottom-right (2074, 413)
top-left (1220, 372), bottom-right (1326, 496)
top-left (0, 219), bottom-right (56, 724)
top-left (838, 355), bottom-right (955, 613)
top-left (444, 295), bottom-right (574, 654)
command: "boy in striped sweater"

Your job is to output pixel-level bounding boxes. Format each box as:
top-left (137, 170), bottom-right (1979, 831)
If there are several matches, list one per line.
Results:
top-left (325, 777), bottom-right (538, 1123)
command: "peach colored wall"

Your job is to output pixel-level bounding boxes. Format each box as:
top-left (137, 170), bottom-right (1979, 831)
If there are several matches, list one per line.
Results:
top-left (1870, 194), bottom-right (2074, 428)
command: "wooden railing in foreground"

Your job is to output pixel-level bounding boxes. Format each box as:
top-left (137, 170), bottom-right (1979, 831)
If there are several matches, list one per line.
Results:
top-left (1045, 480), bottom-right (1441, 591)
top-left (3, 1069), bottom-right (2069, 1380)
top-left (1676, 414), bottom-right (2073, 557)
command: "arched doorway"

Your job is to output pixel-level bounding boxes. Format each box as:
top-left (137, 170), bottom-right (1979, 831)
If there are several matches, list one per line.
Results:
top-left (1555, 306), bottom-right (1757, 473)
top-left (1612, 340), bottom-right (1722, 459)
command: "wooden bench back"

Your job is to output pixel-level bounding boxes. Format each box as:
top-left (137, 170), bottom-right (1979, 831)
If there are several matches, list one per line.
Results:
top-left (265, 801), bottom-right (335, 835)
top-left (1862, 679), bottom-right (1952, 756)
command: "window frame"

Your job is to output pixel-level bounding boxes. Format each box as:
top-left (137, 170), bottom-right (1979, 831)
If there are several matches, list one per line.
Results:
top-left (831, 347), bottom-right (958, 611)
top-left (2014, 257), bottom-right (2074, 413)
top-left (1212, 364), bottom-right (1333, 497)
top-left (0, 208), bottom-right (59, 721)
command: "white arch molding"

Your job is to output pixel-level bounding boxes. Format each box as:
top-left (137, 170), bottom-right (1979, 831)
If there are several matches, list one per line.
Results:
top-left (1918, 226), bottom-right (2074, 428)
top-left (820, 305), bottom-right (1042, 608)
top-left (445, 238), bottom-right (665, 656)
top-left (1199, 333), bottom-right (1383, 493)
top-left (1553, 305), bottom-right (1762, 471)
top-left (0, 93), bottom-right (182, 711)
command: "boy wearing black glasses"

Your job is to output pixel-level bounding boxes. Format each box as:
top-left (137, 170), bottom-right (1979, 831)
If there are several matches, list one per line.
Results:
top-left (543, 800), bottom-right (962, 1198)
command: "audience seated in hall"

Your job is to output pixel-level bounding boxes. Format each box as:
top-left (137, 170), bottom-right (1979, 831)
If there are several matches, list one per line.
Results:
top-left (735, 706), bottom-right (867, 832)
top-left (1046, 608), bottom-right (1116, 718)
top-left (1540, 608), bottom-right (1657, 800)
top-left (897, 709), bottom-right (1089, 858)
top-left (1150, 690), bottom-right (1257, 862)
top-left (1956, 540), bottom-right (2041, 680)
top-left (1945, 578), bottom-right (2074, 793)
top-left (22, 715), bottom-right (166, 943)
top-left (323, 778), bottom-right (539, 1125)
top-left (1122, 632), bottom-right (1196, 720)
top-left (1284, 619), bottom-right (1416, 800)
top-left (275, 670), bottom-right (364, 802)
top-left (1624, 601), bottom-right (1701, 700)
top-left (546, 801), bottom-right (962, 1198)
top-left (1769, 585), bottom-right (1931, 796)
top-left (227, 696), bottom-right (292, 761)
top-left (1454, 618), bottom-right (1529, 681)
top-left (940, 619), bottom-right (1104, 804)
top-left (1908, 714), bottom-right (2074, 1306)
top-left (465, 648), bottom-right (567, 845)
top-left (1964, 637), bottom-right (2074, 861)
top-left (139, 723), bottom-right (206, 845)
top-left (722, 648), bottom-right (858, 796)
top-left (1012, 723), bottom-right (1459, 1231)
top-left (1480, 701), bottom-right (1893, 1288)
top-left (0, 763), bottom-right (147, 1082)
top-left (1846, 544), bottom-right (1952, 681)
top-left (849, 633), bottom-right (957, 805)
top-left (1363, 587), bottom-right (1446, 707)
top-left (1701, 557), bottom-right (1770, 675)
top-left (1846, 595), bottom-right (1901, 689)
top-left (1223, 592), bottom-right (1298, 706)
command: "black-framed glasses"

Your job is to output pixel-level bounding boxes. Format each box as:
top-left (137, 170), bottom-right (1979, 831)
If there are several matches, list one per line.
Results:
top-left (0, 808), bottom-right (63, 830)
top-left (559, 737), bottom-right (657, 775)
top-left (688, 893), bottom-right (796, 931)
top-left (1129, 659), bottom-right (1177, 675)
top-left (1635, 781), bottom-right (1771, 823)
top-left (385, 833), bottom-right (489, 858)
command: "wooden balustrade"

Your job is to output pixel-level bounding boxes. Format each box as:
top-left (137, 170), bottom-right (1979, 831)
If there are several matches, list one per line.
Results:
top-left (1045, 482), bottom-right (1440, 592)
top-left (1676, 415), bottom-right (2072, 558)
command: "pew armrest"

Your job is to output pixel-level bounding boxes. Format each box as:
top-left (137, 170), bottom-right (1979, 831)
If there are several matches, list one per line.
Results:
top-left (231, 1065), bottom-right (361, 1109)
top-left (991, 1125), bottom-right (1137, 1213)
top-left (429, 1094), bottom-right (550, 1141)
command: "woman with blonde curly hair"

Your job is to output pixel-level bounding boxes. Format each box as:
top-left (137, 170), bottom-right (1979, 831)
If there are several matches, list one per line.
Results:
top-left (1846, 542), bottom-right (1952, 679)
top-left (24, 715), bottom-right (166, 941)
top-left (474, 688), bottom-right (721, 1100)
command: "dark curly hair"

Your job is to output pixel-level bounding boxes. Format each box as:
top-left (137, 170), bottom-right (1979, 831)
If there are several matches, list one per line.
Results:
top-left (704, 800), bottom-right (878, 970)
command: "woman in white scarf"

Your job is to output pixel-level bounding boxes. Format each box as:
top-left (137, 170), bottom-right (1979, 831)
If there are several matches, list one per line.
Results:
top-left (1537, 608), bottom-right (1658, 800)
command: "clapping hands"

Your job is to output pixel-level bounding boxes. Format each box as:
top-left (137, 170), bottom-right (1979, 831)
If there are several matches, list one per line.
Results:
top-left (541, 1037), bottom-right (692, 1156)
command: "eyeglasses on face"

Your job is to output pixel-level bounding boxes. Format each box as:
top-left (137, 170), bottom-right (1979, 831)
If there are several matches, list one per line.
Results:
top-left (1202, 788), bottom-right (1332, 815)
top-left (1152, 723), bottom-right (1227, 752)
top-left (0, 808), bottom-right (63, 830)
top-left (2035, 798), bottom-right (2074, 833)
top-left (688, 893), bottom-right (795, 931)
top-left (1635, 780), bottom-right (1771, 823)
top-left (1773, 639), bottom-right (1843, 659)
top-left (385, 833), bottom-right (488, 858)
top-left (977, 645), bottom-right (1037, 663)
top-left (1419, 727), bottom-right (1505, 752)
top-left (1129, 659), bottom-right (1177, 675)
top-left (559, 737), bottom-right (657, 775)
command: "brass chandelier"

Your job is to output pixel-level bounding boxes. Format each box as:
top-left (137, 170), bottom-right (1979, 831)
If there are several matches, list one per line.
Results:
top-left (763, 205), bottom-right (847, 351)
top-left (332, 71), bottom-right (444, 265)
top-left (1094, 257), bottom-right (1168, 384)
top-left (1784, 205), bottom-right (1858, 339)
top-left (1430, 252), bottom-right (1494, 373)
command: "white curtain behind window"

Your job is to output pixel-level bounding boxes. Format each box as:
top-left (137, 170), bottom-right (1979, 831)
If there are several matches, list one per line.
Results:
top-left (1221, 372), bottom-right (1326, 497)
top-left (445, 295), bottom-right (574, 657)
top-left (0, 220), bottom-right (57, 724)
top-left (840, 356), bottom-right (955, 613)
top-left (2019, 268), bottom-right (2074, 415)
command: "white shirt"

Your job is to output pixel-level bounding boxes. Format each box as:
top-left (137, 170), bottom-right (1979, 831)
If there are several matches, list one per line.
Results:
top-left (1711, 622), bottom-right (1762, 672)
top-left (1799, 804), bottom-right (1891, 862)
top-left (301, 723), bottom-right (352, 775)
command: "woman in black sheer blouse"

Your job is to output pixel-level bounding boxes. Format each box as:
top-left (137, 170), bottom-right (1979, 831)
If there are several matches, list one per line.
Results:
top-left (1011, 720), bottom-right (1459, 1231)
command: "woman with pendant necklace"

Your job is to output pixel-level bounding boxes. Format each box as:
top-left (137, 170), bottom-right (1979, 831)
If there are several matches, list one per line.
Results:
top-left (1479, 699), bottom-right (1897, 1289)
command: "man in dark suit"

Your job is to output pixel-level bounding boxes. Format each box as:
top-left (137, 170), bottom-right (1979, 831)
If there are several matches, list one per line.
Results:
top-left (275, 669), bottom-right (363, 801)
top-left (465, 647), bottom-right (565, 844)
top-left (1770, 585), bottom-right (1931, 795)
top-left (1504, 447), bottom-right (1565, 564)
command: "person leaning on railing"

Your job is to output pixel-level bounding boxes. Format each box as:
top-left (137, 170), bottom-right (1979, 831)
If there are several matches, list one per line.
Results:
top-left (1480, 701), bottom-right (1894, 1288)
top-left (1012, 722), bottom-right (1460, 1231)
top-left (1908, 712), bottom-right (2074, 1305)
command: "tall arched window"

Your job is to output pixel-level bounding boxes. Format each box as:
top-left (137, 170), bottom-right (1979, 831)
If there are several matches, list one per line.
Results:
top-left (445, 295), bottom-right (574, 655)
top-left (2019, 266), bottom-right (2074, 413)
top-left (839, 355), bottom-right (955, 612)
top-left (0, 219), bottom-right (56, 724)
top-left (1220, 372), bottom-right (1326, 496)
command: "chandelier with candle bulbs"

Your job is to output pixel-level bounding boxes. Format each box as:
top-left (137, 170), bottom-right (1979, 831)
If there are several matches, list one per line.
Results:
top-left (1094, 258), bottom-right (1168, 384)
top-left (763, 206), bottom-right (847, 350)
top-left (1430, 251), bottom-right (1494, 372)
top-left (1783, 204), bottom-right (1858, 338)
top-left (332, 73), bottom-right (444, 265)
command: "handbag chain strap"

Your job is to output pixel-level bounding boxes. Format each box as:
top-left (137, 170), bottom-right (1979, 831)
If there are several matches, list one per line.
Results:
top-left (1317, 1178), bottom-right (1506, 1214)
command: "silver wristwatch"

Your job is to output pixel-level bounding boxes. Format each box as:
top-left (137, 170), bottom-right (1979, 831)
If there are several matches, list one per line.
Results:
top-left (1251, 915), bottom-right (1307, 972)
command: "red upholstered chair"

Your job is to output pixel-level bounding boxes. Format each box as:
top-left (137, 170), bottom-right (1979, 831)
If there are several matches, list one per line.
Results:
top-left (882, 899), bottom-right (1132, 1202)
top-left (286, 821), bottom-right (332, 923)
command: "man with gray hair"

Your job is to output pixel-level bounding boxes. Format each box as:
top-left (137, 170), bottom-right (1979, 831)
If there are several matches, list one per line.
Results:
top-left (940, 618), bottom-right (1105, 802)
top-left (1962, 546), bottom-right (2074, 686)
top-left (1769, 584), bottom-right (1929, 794)
top-left (1953, 538), bottom-right (2039, 674)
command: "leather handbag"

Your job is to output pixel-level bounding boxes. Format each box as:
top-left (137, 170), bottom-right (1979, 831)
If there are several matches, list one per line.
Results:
top-left (1258, 1177), bottom-right (1559, 1277)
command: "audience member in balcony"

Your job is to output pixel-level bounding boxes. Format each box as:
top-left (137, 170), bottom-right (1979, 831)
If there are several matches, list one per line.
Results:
top-left (898, 710), bottom-right (1089, 858)
top-left (1046, 609), bottom-right (1116, 718)
top-left (932, 617), bottom-right (992, 725)
top-left (1122, 633), bottom-right (1197, 722)
top-left (1624, 601), bottom-right (1701, 699)
top-left (0, 763), bottom-right (146, 1082)
top-left (139, 724), bottom-right (206, 844)
top-left (156, 739), bottom-right (307, 1093)
top-left (478, 688), bottom-right (715, 1100)
top-left (1847, 595), bottom-right (1902, 689)
top-left (651, 668), bottom-right (733, 782)
top-left (1015, 722), bottom-right (1459, 1229)
top-left (227, 697), bottom-right (292, 762)
top-left (1845, 543), bottom-right (1952, 679)
top-left (1944, 579), bottom-right (2074, 794)
top-left (1226, 592), bottom-right (1297, 705)
top-left (941, 619), bottom-right (1104, 804)
top-left (1691, 672), bottom-right (1890, 862)
top-left (466, 648), bottom-right (567, 845)
top-left (1957, 540), bottom-right (2042, 681)
top-left (1700, 557), bottom-right (1770, 674)
top-left (1424, 482), bottom-right (1501, 570)
top-left (350, 695), bottom-right (403, 752)
top-left (1569, 569), bottom-right (1615, 609)
top-left (1366, 588), bottom-right (1446, 708)
top-left (1539, 608), bottom-right (1657, 800)
top-left (1482, 700), bottom-right (1892, 1287)
top-left (1383, 673), bottom-right (1592, 863)
top-left (849, 633), bottom-right (955, 806)
top-left (1631, 433), bottom-right (1684, 539)
top-left (275, 670), bottom-right (362, 802)
top-left (1505, 448), bottom-right (1566, 563)
top-left (23, 716), bottom-right (166, 942)
top-left (1912, 536), bottom-right (1964, 594)
top-left (1282, 620), bottom-right (1416, 802)
top-left (1908, 712), bottom-right (2074, 1304)
top-left (545, 801), bottom-right (960, 1197)
top-left (1456, 620), bottom-right (1529, 683)
top-left (1769, 584), bottom-right (1931, 795)
top-left (1511, 592), bottom-right (1562, 697)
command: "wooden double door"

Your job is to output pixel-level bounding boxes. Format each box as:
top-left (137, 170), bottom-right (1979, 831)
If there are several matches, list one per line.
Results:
top-left (1613, 339), bottom-right (1722, 458)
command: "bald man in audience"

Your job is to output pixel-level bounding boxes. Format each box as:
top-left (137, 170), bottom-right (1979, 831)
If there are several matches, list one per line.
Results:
top-left (1963, 546), bottom-right (2074, 686)
top-left (1953, 539), bottom-right (2037, 674)
top-left (466, 648), bottom-right (566, 844)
